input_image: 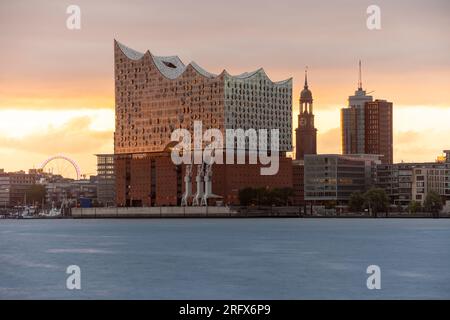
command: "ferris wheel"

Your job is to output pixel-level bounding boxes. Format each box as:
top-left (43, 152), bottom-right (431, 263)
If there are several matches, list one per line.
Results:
top-left (39, 155), bottom-right (81, 180)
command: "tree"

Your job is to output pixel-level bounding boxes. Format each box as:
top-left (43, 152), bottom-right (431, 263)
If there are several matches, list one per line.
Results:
top-left (408, 201), bottom-right (422, 214)
top-left (423, 191), bottom-right (443, 218)
top-left (273, 187), bottom-right (293, 206)
top-left (238, 187), bottom-right (294, 206)
top-left (349, 192), bottom-right (365, 212)
top-left (255, 187), bottom-right (269, 205)
top-left (25, 184), bottom-right (46, 206)
top-left (238, 187), bottom-right (256, 206)
top-left (363, 188), bottom-right (389, 217)
top-left (324, 200), bottom-right (337, 210)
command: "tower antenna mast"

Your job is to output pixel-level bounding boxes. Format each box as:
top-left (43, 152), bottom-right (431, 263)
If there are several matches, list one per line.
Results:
top-left (358, 60), bottom-right (362, 90)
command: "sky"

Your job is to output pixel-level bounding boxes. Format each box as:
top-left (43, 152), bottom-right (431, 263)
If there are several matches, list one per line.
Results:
top-left (0, 0), bottom-right (449, 177)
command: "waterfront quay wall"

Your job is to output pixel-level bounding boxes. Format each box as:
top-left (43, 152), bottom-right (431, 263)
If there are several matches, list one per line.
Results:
top-left (71, 206), bottom-right (305, 218)
top-left (72, 206), bottom-right (240, 218)
top-left (71, 206), bottom-right (450, 219)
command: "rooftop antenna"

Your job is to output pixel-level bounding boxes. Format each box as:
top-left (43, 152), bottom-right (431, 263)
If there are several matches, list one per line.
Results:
top-left (358, 60), bottom-right (363, 90)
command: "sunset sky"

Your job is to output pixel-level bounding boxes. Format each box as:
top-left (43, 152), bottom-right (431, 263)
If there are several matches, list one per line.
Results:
top-left (1, 0), bottom-right (449, 177)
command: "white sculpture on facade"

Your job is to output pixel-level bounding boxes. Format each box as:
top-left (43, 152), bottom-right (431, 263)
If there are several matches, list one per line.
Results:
top-left (192, 164), bottom-right (205, 206)
top-left (201, 164), bottom-right (213, 206)
top-left (181, 164), bottom-right (192, 206)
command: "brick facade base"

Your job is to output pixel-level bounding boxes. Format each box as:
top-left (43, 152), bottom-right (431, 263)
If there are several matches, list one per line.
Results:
top-left (115, 153), bottom-right (293, 206)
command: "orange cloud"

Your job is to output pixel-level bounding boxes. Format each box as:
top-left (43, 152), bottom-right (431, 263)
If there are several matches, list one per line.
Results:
top-left (0, 116), bottom-right (112, 156)
top-left (317, 128), bottom-right (341, 154)
top-left (394, 130), bottom-right (450, 163)
top-left (0, 78), bottom-right (113, 110)
top-left (0, 116), bottom-right (113, 175)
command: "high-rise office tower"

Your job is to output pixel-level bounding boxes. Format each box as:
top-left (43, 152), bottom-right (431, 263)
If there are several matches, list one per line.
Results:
top-left (295, 69), bottom-right (317, 160)
top-left (365, 100), bottom-right (393, 164)
top-left (341, 61), bottom-right (373, 155)
top-left (341, 61), bottom-right (393, 164)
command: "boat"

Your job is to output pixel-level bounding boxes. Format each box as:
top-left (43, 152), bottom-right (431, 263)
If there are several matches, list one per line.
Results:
top-left (39, 206), bottom-right (62, 218)
top-left (20, 206), bottom-right (37, 218)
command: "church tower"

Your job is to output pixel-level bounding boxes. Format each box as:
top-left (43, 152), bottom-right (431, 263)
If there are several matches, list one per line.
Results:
top-left (295, 68), bottom-right (317, 160)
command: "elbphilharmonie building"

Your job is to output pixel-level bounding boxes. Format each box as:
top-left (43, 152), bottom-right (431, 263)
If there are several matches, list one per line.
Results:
top-left (113, 40), bottom-right (293, 206)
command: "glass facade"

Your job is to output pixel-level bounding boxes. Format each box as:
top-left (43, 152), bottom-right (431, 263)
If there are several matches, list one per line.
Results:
top-left (304, 154), bottom-right (377, 202)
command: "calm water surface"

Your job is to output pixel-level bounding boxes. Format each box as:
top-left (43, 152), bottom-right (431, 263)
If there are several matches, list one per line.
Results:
top-left (1, 218), bottom-right (449, 299)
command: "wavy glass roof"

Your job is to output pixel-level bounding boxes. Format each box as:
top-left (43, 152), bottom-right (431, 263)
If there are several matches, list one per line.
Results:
top-left (116, 41), bottom-right (291, 84)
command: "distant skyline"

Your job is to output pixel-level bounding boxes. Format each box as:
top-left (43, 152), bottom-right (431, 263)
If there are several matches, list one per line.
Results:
top-left (1, 0), bottom-right (449, 176)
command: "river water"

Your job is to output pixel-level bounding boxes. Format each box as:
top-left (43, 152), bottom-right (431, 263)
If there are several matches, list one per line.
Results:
top-left (1, 218), bottom-right (449, 299)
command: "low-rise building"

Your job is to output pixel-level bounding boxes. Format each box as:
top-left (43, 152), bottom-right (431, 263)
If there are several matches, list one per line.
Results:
top-left (292, 160), bottom-right (305, 206)
top-left (0, 174), bottom-right (10, 207)
top-left (304, 154), bottom-right (381, 203)
top-left (96, 154), bottom-right (116, 206)
top-left (376, 163), bottom-right (414, 206)
top-left (412, 166), bottom-right (449, 205)
top-left (45, 178), bottom-right (97, 207)
top-left (0, 171), bottom-right (37, 207)
top-left (376, 150), bottom-right (450, 208)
